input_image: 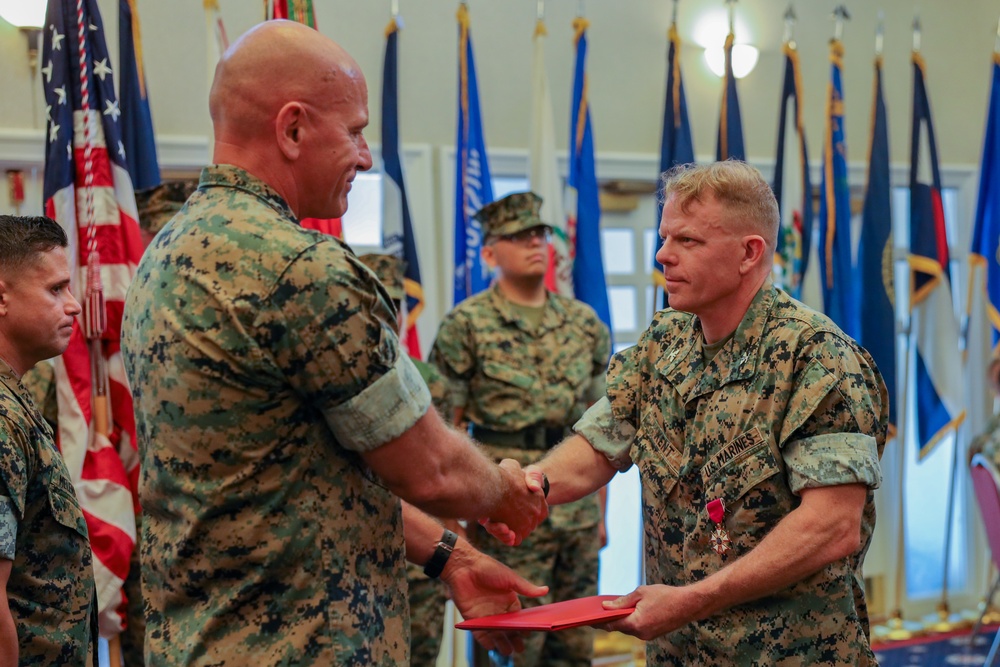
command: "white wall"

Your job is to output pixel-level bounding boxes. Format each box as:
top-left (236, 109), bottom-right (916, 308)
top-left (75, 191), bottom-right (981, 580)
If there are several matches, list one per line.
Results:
top-left (1, 0), bottom-right (997, 173)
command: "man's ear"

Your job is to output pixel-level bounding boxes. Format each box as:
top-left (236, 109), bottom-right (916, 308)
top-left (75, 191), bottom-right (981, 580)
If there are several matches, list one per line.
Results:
top-left (739, 236), bottom-right (767, 276)
top-left (481, 244), bottom-right (498, 271)
top-left (0, 279), bottom-right (9, 316)
top-left (275, 102), bottom-right (306, 160)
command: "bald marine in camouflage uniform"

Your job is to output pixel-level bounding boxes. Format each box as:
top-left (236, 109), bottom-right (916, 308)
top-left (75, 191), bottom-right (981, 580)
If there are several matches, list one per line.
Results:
top-left (430, 192), bottom-right (611, 667)
top-left (122, 21), bottom-right (548, 667)
top-left (359, 253), bottom-right (451, 667)
top-left (521, 161), bottom-right (887, 665)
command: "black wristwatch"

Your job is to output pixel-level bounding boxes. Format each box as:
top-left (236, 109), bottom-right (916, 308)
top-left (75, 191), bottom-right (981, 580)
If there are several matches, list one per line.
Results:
top-left (423, 529), bottom-right (458, 579)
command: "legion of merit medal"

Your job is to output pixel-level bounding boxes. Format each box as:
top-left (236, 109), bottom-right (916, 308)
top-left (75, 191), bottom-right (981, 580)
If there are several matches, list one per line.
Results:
top-left (706, 498), bottom-right (730, 555)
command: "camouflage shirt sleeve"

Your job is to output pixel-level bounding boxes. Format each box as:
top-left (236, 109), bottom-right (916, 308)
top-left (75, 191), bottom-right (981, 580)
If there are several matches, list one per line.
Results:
top-left (428, 311), bottom-right (475, 410)
top-left (413, 359), bottom-right (451, 416)
top-left (262, 243), bottom-right (430, 452)
top-left (574, 341), bottom-right (641, 470)
top-left (574, 397), bottom-right (636, 471)
top-left (0, 417), bottom-right (28, 520)
top-left (0, 496), bottom-right (14, 560)
top-left (585, 318), bottom-right (612, 404)
top-left (779, 332), bottom-right (885, 495)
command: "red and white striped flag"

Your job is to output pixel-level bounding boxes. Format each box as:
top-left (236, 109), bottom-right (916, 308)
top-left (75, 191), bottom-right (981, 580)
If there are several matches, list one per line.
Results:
top-left (41, 0), bottom-right (143, 638)
top-left (530, 17), bottom-right (573, 297)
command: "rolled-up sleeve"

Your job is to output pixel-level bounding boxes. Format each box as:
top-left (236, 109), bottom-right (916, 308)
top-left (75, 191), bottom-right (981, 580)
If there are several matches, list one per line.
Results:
top-left (779, 331), bottom-right (888, 495)
top-left (574, 397), bottom-right (635, 471)
top-left (324, 354), bottom-right (431, 452)
top-left (0, 495), bottom-right (16, 560)
top-left (784, 433), bottom-right (881, 494)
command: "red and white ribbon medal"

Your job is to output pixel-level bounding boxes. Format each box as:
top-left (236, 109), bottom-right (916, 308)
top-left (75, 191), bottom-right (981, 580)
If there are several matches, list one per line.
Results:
top-left (706, 498), bottom-right (731, 555)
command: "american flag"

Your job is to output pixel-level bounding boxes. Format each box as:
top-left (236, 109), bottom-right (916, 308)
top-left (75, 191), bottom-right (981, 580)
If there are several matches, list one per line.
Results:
top-left (41, 0), bottom-right (143, 638)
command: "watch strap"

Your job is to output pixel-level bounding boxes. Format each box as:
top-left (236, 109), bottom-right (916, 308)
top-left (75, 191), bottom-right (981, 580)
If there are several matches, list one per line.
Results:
top-left (423, 529), bottom-right (458, 579)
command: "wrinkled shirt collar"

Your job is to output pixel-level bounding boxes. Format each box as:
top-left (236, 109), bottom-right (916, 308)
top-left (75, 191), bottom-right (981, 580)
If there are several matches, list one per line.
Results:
top-left (487, 283), bottom-right (569, 334)
top-left (199, 164), bottom-right (297, 222)
top-left (663, 284), bottom-right (778, 403)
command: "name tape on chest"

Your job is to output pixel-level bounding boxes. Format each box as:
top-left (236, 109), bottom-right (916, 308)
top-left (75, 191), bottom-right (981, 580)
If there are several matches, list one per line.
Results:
top-left (702, 426), bottom-right (767, 480)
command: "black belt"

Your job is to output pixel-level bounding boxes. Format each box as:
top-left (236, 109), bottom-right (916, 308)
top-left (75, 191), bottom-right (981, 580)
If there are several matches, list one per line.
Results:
top-left (470, 423), bottom-right (568, 451)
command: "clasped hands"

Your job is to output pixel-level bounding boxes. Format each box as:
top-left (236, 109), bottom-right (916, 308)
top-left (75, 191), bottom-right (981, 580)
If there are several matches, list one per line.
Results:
top-left (478, 461), bottom-right (549, 546)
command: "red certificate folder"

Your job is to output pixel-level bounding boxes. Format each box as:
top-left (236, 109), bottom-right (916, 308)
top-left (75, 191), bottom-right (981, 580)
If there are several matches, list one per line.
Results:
top-left (455, 595), bottom-right (634, 631)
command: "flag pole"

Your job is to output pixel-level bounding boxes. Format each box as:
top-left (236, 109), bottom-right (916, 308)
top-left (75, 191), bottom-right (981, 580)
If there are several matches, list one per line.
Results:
top-left (879, 296), bottom-right (924, 640)
top-left (869, 10), bottom-right (924, 641)
top-left (671, 0), bottom-right (678, 28)
top-left (912, 12), bottom-right (971, 634)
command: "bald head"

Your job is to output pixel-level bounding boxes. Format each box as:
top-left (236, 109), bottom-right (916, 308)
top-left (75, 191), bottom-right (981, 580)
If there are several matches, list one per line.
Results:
top-left (210, 21), bottom-right (361, 142)
top-left (208, 20), bottom-right (373, 219)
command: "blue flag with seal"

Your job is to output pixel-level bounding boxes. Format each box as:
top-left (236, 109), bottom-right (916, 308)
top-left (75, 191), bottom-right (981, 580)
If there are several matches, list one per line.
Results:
top-left (453, 3), bottom-right (494, 305)
top-left (716, 32), bottom-right (745, 161)
top-left (858, 55), bottom-right (896, 433)
top-left (382, 14), bottom-right (424, 358)
top-left (772, 41), bottom-right (812, 300)
top-left (567, 17), bottom-right (612, 338)
top-left (652, 23), bottom-right (695, 309)
top-left (910, 51), bottom-right (965, 459)
top-left (119, 0), bottom-right (160, 189)
top-left (818, 38), bottom-right (858, 339)
top-left (969, 53), bottom-right (1000, 351)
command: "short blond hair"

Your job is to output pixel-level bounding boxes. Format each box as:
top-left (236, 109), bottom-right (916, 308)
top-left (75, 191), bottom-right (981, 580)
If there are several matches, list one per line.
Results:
top-left (661, 160), bottom-right (779, 251)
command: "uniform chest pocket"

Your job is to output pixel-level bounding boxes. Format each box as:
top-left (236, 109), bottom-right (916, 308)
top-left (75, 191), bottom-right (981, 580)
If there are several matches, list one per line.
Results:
top-left (633, 408), bottom-right (682, 500)
top-left (46, 472), bottom-right (89, 540)
top-left (482, 360), bottom-right (535, 390)
top-left (702, 430), bottom-right (782, 511)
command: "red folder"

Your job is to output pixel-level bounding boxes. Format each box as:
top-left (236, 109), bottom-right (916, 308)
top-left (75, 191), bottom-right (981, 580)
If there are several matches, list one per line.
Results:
top-left (455, 595), bottom-right (634, 631)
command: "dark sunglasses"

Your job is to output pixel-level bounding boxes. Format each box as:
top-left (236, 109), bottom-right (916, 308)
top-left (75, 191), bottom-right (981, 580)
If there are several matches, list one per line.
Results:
top-left (491, 226), bottom-right (552, 246)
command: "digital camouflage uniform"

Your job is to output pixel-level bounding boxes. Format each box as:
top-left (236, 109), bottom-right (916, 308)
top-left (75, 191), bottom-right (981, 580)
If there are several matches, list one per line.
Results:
top-left (134, 179), bottom-right (199, 238)
top-left (20, 361), bottom-right (57, 429)
top-left (430, 192), bottom-right (611, 667)
top-left (576, 284), bottom-right (887, 666)
top-left (0, 358), bottom-right (98, 666)
top-left (358, 252), bottom-right (452, 666)
top-left (121, 165), bottom-right (431, 666)
top-left (15, 183), bottom-right (195, 667)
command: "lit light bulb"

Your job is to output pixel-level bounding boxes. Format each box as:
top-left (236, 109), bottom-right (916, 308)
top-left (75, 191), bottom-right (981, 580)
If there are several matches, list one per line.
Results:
top-left (704, 43), bottom-right (760, 79)
top-left (0, 0), bottom-right (46, 29)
